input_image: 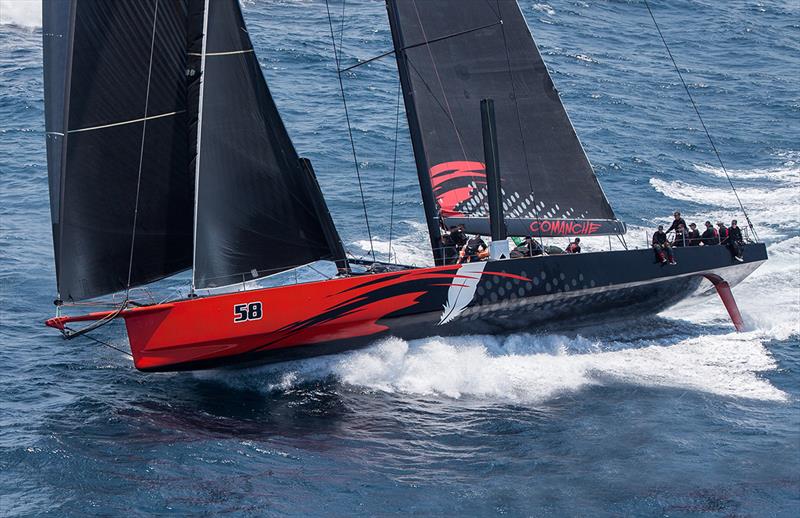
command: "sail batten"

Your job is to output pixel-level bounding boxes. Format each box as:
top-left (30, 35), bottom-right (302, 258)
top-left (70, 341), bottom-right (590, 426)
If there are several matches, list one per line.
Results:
top-left (386, 0), bottom-right (623, 243)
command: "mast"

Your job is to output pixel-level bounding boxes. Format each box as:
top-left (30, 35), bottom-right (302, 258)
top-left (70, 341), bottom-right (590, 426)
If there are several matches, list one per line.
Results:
top-left (190, 0), bottom-right (210, 293)
top-left (481, 99), bottom-right (508, 260)
top-left (385, 0), bottom-right (445, 267)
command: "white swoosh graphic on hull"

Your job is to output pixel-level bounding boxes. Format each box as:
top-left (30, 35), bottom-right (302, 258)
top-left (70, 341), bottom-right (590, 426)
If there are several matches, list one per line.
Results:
top-left (438, 261), bottom-right (487, 325)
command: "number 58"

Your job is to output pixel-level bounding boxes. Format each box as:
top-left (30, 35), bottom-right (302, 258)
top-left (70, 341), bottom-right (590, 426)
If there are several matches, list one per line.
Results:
top-left (233, 302), bottom-right (262, 323)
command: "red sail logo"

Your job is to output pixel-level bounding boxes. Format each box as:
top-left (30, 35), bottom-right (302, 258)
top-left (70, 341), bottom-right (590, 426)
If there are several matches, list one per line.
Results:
top-left (429, 161), bottom-right (486, 217)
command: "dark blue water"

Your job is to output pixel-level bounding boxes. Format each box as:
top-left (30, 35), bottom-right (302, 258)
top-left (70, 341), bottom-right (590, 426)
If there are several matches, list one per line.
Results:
top-left (1, 1), bottom-right (798, 515)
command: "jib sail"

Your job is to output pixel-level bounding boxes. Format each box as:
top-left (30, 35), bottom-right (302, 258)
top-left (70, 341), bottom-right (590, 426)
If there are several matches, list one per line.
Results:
top-left (386, 0), bottom-right (625, 249)
top-left (189, 0), bottom-right (344, 289)
top-left (43, 0), bottom-right (346, 300)
top-left (44, 0), bottom-right (194, 302)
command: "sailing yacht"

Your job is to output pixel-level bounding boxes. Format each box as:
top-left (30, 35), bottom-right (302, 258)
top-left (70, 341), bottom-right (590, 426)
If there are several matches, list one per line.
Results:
top-left (42, 0), bottom-right (766, 371)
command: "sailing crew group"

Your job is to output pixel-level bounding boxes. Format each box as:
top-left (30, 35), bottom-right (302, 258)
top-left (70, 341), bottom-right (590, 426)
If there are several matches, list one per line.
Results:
top-left (439, 209), bottom-right (746, 266)
top-left (652, 211), bottom-right (746, 264)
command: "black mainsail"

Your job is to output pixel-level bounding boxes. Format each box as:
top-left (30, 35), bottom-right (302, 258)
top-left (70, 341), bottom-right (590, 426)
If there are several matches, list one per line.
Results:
top-left (386, 0), bottom-right (625, 257)
top-left (43, 0), bottom-right (345, 300)
top-left (44, 0), bottom-right (194, 302)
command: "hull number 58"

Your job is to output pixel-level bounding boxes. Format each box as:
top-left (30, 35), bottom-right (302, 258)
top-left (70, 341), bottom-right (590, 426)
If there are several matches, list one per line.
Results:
top-left (233, 302), bottom-right (263, 323)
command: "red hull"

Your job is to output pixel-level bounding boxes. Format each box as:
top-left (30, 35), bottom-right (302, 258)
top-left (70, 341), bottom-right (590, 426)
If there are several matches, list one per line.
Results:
top-left (47, 264), bottom-right (466, 371)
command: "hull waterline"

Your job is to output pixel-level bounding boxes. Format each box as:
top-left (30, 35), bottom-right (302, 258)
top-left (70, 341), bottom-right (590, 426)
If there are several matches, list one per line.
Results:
top-left (46, 244), bottom-right (767, 372)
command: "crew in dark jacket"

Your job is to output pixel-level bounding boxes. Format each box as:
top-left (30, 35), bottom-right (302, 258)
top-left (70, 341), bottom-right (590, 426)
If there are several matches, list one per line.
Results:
top-left (728, 219), bottom-right (744, 261)
top-left (441, 225), bottom-right (468, 264)
top-left (673, 223), bottom-right (688, 247)
top-left (701, 221), bottom-right (718, 245)
top-left (667, 211), bottom-right (687, 234)
top-left (459, 235), bottom-right (487, 263)
top-left (652, 225), bottom-right (676, 264)
top-left (686, 223), bottom-right (701, 246)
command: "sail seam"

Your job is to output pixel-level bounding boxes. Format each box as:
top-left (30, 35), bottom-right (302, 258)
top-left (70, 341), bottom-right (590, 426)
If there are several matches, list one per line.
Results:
top-left (188, 49), bottom-right (253, 57)
top-left (339, 22), bottom-right (501, 73)
top-left (67, 110), bottom-right (185, 134)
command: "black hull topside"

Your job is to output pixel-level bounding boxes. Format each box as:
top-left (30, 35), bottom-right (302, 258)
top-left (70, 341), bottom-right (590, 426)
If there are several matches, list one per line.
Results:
top-left (188, 243), bottom-right (767, 371)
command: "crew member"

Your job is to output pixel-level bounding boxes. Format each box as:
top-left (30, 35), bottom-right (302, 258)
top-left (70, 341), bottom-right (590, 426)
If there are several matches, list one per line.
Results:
top-left (565, 238), bottom-right (581, 253)
top-left (441, 225), bottom-right (468, 265)
top-left (686, 223), bottom-right (701, 246)
top-left (701, 221), bottom-right (718, 246)
top-left (451, 224), bottom-right (467, 250)
top-left (510, 237), bottom-right (544, 259)
top-left (667, 211), bottom-right (687, 234)
top-left (717, 222), bottom-right (729, 244)
top-left (441, 231), bottom-right (457, 265)
top-left (728, 219), bottom-right (744, 261)
top-left (672, 223), bottom-right (688, 247)
top-left (652, 225), bottom-right (676, 264)
top-left (459, 235), bottom-right (487, 263)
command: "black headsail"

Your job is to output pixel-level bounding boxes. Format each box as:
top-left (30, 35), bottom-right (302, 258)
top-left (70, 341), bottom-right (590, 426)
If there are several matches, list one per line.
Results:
top-left (43, 0), bottom-right (194, 302)
top-left (188, 0), bottom-right (345, 289)
top-left (385, 0), bottom-right (624, 255)
top-left (44, 0), bottom-right (346, 301)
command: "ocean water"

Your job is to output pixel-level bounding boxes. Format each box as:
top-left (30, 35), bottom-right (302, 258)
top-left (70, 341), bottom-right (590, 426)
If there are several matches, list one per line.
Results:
top-left (1, 0), bottom-right (798, 516)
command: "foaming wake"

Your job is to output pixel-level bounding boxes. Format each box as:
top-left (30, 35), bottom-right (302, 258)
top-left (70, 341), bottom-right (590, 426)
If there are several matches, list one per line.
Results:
top-left (334, 334), bottom-right (786, 402)
top-left (0, 0), bottom-right (41, 28)
top-left (206, 331), bottom-right (786, 403)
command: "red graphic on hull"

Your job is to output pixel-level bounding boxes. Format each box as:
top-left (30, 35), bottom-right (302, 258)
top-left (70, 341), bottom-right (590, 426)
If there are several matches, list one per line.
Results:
top-left (46, 265), bottom-right (532, 372)
top-left (429, 161), bottom-right (486, 217)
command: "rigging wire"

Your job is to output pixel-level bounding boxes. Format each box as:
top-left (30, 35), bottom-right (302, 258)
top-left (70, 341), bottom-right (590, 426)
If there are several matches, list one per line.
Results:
top-left (75, 329), bottom-right (134, 359)
top-left (126, 0), bottom-right (160, 294)
top-left (496, 0), bottom-right (545, 248)
top-left (324, 0), bottom-right (376, 262)
top-left (410, 0), bottom-right (469, 163)
top-left (643, 0), bottom-right (758, 242)
top-left (388, 82), bottom-right (402, 263)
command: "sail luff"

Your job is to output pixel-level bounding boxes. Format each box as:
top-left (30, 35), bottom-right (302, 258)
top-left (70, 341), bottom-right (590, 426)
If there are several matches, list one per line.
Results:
top-left (54, 0), bottom-right (76, 299)
top-left (190, 0), bottom-right (210, 292)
